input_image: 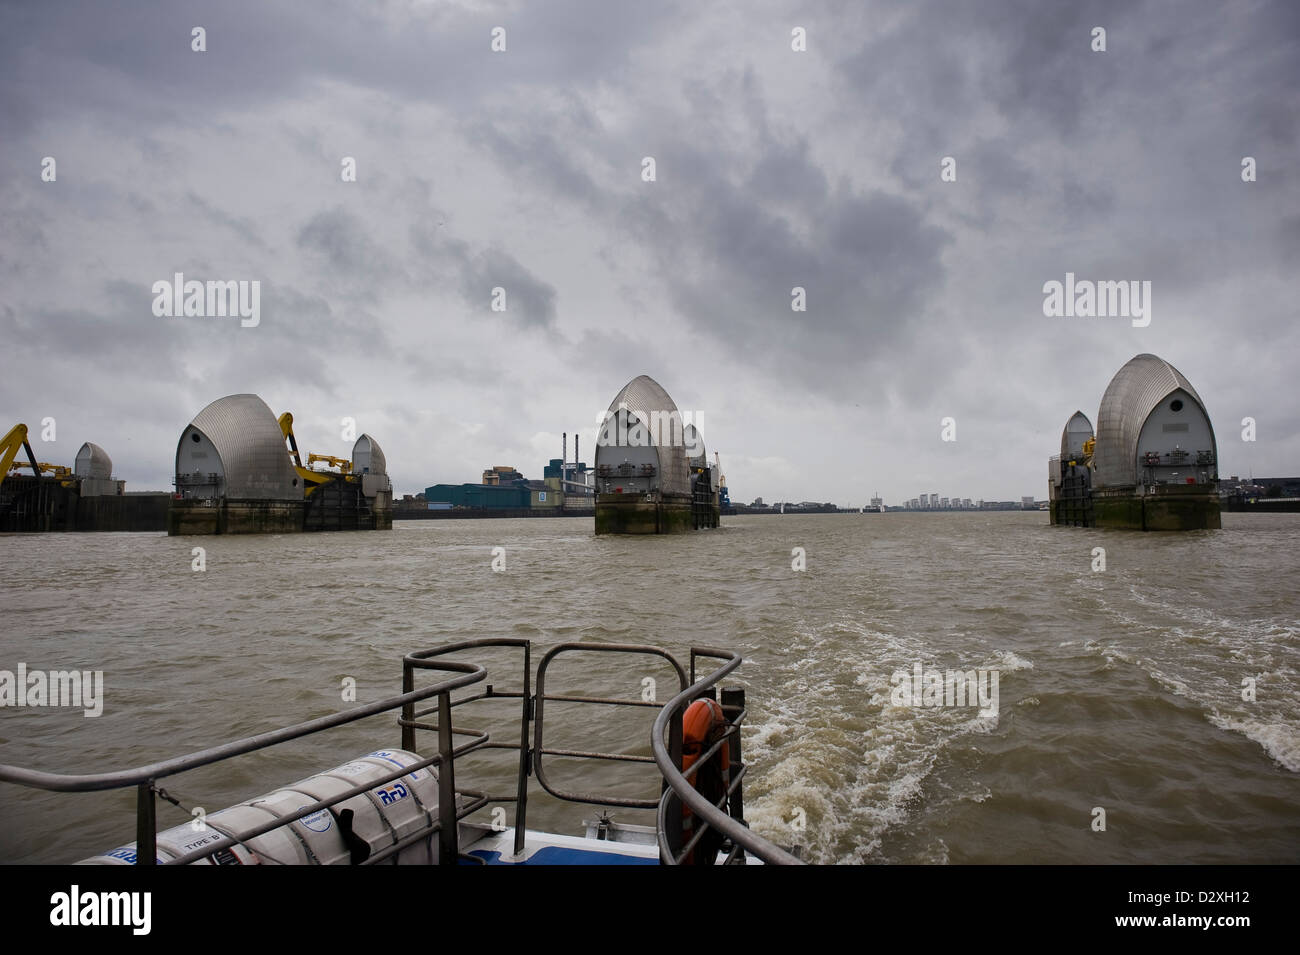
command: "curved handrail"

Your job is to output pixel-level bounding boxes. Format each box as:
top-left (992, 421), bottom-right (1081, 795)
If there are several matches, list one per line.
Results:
top-left (0, 660), bottom-right (485, 792)
top-left (533, 642), bottom-right (687, 808)
top-left (650, 648), bottom-right (804, 865)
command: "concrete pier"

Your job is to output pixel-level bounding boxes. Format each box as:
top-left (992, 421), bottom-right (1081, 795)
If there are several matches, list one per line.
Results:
top-left (1092, 485), bottom-right (1221, 531)
top-left (168, 394), bottom-right (393, 536)
top-left (1047, 355), bottom-right (1220, 532)
top-left (1, 476), bottom-right (169, 532)
top-left (168, 499), bottom-right (305, 535)
top-left (593, 375), bottom-right (721, 535)
top-left (595, 493), bottom-right (695, 534)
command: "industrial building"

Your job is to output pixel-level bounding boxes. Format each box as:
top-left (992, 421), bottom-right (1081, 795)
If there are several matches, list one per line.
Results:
top-left (1, 425), bottom-right (169, 532)
top-left (1049, 354), bottom-right (1219, 530)
top-left (481, 465), bottom-right (524, 486)
top-left (424, 431), bottom-right (596, 515)
top-left (168, 394), bottom-right (392, 535)
top-left (542, 441), bottom-right (595, 508)
top-left (424, 481), bottom-right (532, 511)
top-left (593, 375), bottom-right (720, 534)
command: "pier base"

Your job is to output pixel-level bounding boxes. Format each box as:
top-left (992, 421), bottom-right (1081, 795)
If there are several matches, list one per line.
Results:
top-left (168, 499), bottom-right (305, 535)
top-left (1089, 485), bottom-right (1221, 531)
top-left (1, 477), bottom-right (169, 532)
top-left (595, 493), bottom-right (695, 535)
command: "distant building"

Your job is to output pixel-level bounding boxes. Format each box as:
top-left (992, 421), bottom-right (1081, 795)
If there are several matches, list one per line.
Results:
top-left (482, 466), bottom-right (524, 486)
top-left (594, 374), bottom-right (719, 533)
top-left (170, 393), bottom-right (391, 534)
top-left (1050, 353), bottom-right (1220, 530)
top-left (426, 482), bottom-right (530, 509)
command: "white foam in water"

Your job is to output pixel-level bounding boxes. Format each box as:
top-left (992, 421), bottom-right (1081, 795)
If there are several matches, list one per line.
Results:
top-left (746, 619), bottom-right (1027, 862)
top-left (1209, 714), bottom-right (1300, 773)
top-left (986, 649), bottom-right (1035, 672)
top-left (1084, 585), bottom-right (1300, 774)
top-left (919, 838), bottom-right (950, 865)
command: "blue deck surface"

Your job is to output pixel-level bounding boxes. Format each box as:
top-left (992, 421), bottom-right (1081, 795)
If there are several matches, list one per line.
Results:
top-left (468, 846), bottom-right (658, 865)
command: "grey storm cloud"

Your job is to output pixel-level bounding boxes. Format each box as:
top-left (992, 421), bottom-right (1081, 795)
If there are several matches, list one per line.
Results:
top-left (0, 0), bottom-right (686, 139)
top-left (464, 115), bottom-right (603, 205)
top-left (0, 0), bottom-right (1296, 502)
top-left (450, 242), bottom-right (559, 331)
top-left (188, 192), bottom-right (267, 250)
top-left (297, 208), bottom-right (394, 281)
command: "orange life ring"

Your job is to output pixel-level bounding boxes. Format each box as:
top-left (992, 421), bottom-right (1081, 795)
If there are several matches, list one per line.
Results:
top-left (682, 698), bottom-right (730, 774)
top-left (680, 698), bottom-right (730, 864)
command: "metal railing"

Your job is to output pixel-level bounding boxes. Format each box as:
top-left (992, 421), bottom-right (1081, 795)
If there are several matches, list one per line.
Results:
top-left (651, 649), bottom-right (803, 865)
top-left (533, 642), bottom-right (686, 808)
top-left (0, 655), bottom-right (491, 865)
top-left (0, 639), bottom-right (803, 866)
top-left (399, 639), bottom-right (533, 857)
top-left (398, 641), bottom-right (691, 851)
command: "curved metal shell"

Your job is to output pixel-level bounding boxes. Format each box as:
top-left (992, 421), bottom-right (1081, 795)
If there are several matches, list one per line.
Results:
top-left (74, 442), bottom-right (113, 479)
top-left (1094, 355), bottom-right (1213, 487)
top-left (1060, 411), bottom-right (1093, 461)
top-left (598, 375), bottom-right (691, 497)
top-left (180, 394), bottom-right (300, 500)
top-left (352, 433), bottom-right (386, 475)
top-left (683, 423), bottom-right (708, 470)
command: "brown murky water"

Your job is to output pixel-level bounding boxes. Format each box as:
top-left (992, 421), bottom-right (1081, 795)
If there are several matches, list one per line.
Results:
top-left (2, 512), bottom-right (1297, 863)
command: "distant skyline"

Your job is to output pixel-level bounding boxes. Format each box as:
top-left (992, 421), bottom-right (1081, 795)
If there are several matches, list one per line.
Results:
top-left (3, 2), bottom-right (1296, 505)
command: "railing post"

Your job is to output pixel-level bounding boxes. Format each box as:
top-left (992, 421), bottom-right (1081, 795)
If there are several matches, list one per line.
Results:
top-left (721, 686), bottom-right (746, 863)
top-left (664, 710), bottom-right (685, 862)
top-left (513, 644), bottom-right (531, 857)
top-left (400, 660), bottom-right (415, 752)
top-left (136, 782), bottom-right (156, 865)
top-left (437, 690), bottom-right (458, 864)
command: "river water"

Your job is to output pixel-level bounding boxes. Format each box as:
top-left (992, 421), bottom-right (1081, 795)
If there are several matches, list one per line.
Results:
top-left (2, 512), bottom-right (1297, 864)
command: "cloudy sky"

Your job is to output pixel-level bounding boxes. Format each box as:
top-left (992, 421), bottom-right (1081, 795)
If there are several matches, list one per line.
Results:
top-left (2, 0), bottom-right (1296, 506)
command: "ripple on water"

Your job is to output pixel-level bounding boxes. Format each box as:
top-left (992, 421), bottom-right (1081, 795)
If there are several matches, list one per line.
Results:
top-left (1, 512), bottom-right (1298, 863)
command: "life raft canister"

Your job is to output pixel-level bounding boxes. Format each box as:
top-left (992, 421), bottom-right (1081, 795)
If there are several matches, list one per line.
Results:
top-left (680, 698), bottom-right (730, 864)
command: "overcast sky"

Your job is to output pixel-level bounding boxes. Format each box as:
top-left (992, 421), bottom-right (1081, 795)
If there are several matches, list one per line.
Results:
top-left (2, 0), bottom-right (1296, 505)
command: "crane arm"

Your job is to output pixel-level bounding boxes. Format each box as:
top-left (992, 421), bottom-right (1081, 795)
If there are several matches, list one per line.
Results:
top-left (277, 412), bottom-right (303, 469)
top-left (278, 411), bottom-right (356, 496)
top-left (0, 424), bottom-right (41, 485)
top-left (306, 453), bottom-right (352, 474)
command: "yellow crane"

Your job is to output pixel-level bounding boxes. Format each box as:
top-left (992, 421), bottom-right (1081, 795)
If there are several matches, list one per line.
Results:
top-left (1068, 437), bottom-right (1097, 470)
top-left (277, 413), bottom-right (356, 497)
top-left (307, 453), bottom-right (352, 474)
top-left (1, 424), bottom-right (39, 482)
top-left (1, 424), bottom-right (75, 487)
